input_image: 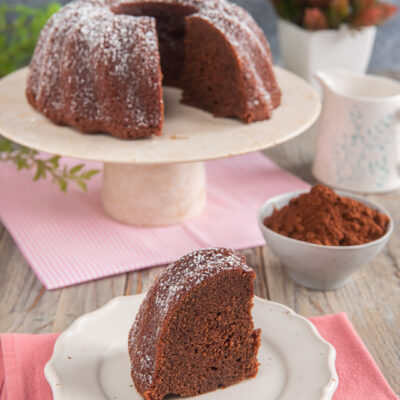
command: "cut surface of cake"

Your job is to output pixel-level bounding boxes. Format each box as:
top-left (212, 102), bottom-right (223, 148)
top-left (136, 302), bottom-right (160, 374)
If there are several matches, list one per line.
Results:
top-left (128, 247), bottom-right (261, 400)
top-left (26, 0), bottom-right (281, 139)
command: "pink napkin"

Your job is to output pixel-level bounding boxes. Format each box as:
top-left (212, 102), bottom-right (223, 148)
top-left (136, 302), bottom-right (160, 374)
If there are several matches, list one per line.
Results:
top-left (0, 152), bottom-right (308, 289)
top-left (0, 313), bottom-right (397, 400)
top-left (0, 333), bottom-right (58, 400)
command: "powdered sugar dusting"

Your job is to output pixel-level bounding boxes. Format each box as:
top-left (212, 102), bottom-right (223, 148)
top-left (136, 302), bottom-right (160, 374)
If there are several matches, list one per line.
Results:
top-left (27, 0), bottom-right (163, 137)
top-left (128, 247), bottom-right (251, 390)
top-left (154, 247), bottom-right (249, 317)
top-left (113, 0), bottom-right (278, 114)
top-left (27, 0), bottom-right (279, 136)
top-left (193, 0), bottom-right (275, 112)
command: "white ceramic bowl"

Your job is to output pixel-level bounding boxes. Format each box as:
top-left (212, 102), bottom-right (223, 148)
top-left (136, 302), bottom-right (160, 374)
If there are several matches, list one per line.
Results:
top-left (258, 189), bottom-right (393, 290)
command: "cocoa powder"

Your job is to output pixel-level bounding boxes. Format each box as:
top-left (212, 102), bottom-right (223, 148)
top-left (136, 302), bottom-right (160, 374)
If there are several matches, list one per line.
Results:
top-left (264, 185), bottom-right (390, 246)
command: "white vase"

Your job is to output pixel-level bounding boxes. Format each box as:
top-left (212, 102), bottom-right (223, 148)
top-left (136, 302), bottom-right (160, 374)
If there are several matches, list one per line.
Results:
top-left (277, 19), bottom-right (377, 86)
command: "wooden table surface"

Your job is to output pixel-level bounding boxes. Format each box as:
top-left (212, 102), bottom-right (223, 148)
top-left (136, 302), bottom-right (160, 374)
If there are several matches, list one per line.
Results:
top-left (1, 115), bottom-right (399, 396)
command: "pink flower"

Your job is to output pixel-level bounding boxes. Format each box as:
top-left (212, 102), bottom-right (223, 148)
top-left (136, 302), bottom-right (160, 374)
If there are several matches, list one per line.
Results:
top-left (303, 7), bottom-right (329, 29)
top-left (352, 3), bottom-right (397, 26)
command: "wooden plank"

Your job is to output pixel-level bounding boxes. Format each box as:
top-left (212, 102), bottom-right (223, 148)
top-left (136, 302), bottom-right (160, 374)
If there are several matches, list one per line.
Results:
top-left (0, 228), bottom-right (60, 333)
top-left (264, 126), bottom-right (317, 183)
top-left (125, 265), bottom-right (166, 296)
top-left (1, 86), bottom-right (399, 394)
top-left (242, 247), bottom-right (269, 300)
top-left (51, 273), bottom-right (126, 332)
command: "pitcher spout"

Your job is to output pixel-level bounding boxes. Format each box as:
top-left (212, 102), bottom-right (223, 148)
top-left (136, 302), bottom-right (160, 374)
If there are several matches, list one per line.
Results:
top-left (314, 69), bottom-right (339, 97)
top-left (315, 68), bottom-right (400, 101)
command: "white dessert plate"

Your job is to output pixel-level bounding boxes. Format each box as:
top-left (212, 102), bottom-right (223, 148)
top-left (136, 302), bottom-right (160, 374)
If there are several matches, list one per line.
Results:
top-left (45, 295), bottom-right (338, 400)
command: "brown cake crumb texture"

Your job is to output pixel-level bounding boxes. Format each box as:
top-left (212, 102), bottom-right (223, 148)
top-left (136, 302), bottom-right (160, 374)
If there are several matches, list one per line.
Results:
top-left (26, 0), bottom-right (281, 139)
top-left (128, 247), bottom-right (261, 400)
top-left (264, 184), bottom-right (390, 246)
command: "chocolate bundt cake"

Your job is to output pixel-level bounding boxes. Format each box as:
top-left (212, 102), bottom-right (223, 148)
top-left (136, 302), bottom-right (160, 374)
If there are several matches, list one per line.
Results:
top-left (26, 0), bottom-right (281, 139)
top-left (128, 248), bottom-right (261, 400)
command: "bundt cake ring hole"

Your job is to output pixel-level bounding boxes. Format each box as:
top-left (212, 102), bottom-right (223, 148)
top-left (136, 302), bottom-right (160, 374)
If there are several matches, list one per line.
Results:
top-left (112, 2), bottom-right (198, 88)
top-left (110, 0), bottom-right (281, 127)
top-left (113, 0), bottom-right (242, 113)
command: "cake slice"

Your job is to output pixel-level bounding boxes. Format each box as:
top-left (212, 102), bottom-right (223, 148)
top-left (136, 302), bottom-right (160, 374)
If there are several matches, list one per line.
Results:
top-left (182, 4), bottom-right (281, 123)
top-left (128, 247), bottom-right (261, 400)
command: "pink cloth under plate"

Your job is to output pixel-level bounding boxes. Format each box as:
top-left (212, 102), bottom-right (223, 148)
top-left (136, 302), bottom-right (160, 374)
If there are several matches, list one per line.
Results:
top-left (0, 313), bottom-right (398, 399)
top-left (0, 152), bottom-right (309, 289)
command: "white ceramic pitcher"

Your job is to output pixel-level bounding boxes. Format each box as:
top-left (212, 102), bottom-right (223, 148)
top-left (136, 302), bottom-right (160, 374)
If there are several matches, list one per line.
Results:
top-left (312, 69), bottom-right (400, 193)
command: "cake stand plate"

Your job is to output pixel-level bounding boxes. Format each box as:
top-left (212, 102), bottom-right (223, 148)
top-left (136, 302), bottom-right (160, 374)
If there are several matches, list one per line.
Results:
top-left (0, 67), bottom-right (320, 225)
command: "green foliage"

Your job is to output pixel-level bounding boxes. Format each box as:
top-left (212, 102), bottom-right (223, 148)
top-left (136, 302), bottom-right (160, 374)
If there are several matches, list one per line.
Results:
top-left (271, 0), bottom-right (304, 25)
top-left (326, 0), bottom-right (352, 28)
top-left (0, 3), bottom-right (100, 193)
top-left (0, 139), bottom-right (100, 193)
top-left (0, 2), bottom-right (61, 78)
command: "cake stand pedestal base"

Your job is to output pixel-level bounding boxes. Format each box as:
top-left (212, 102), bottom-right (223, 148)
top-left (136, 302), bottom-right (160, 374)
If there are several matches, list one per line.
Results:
top-left (102, 162), bottom-right (206, 226)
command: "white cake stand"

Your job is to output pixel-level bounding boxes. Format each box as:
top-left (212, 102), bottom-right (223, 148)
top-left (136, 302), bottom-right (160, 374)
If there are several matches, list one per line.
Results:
top-left (0, 67), bottom-right (320, 226)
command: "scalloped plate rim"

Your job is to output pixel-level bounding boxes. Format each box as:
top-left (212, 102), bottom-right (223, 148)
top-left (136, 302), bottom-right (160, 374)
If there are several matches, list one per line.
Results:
top-left (45, 295), bottom-right (338, 400)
